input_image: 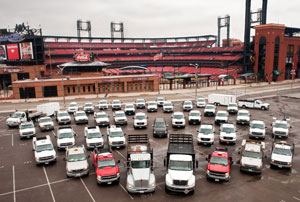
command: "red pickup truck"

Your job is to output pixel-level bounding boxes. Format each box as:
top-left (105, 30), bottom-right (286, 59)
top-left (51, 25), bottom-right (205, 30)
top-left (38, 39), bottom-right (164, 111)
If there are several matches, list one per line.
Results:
top-left (93, 147), bottom-right (120, 185)
top-left (206, 146), bottom-right (232, 182)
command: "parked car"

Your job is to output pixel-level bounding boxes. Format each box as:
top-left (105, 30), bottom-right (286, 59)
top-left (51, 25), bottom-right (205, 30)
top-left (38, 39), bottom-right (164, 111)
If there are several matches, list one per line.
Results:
top-left (183, 100), bottom-right (193, 111)
top-left (156, 97), bottom-right (165, 107)
top-left (219, 123), bottom-right (237, 144)
top-left (249, 120), bottom-right (266, 140)
top-left (112, 100), bottom-right (122, 110)
top-left (135, 99), bottom-right (146, 109)
top-left (188, 110), bottom-right (201, 125)
top-left (74, 110), bottom-right (88, 124)
top-left (204, 104), bottom-right (216, 117)
top-left (67, 102), bottom-right (78, 113)
top-left (163, 101), bottom-right (174, 113)
top-left (107, 125), bottom-right (126, 149)
top-left (133, 112), bottom-right (148, 129)
top-left (196, 97), bottom-right (206, 108)
top-left (227, 103), bottom-right (238, 114)
top-left (94, 111), bottom-right (110, 127)
top-left (38, 117), bottom-right (54, 131)
top-left (236, 110), bottom-right (251, 125)
top-left (113, 111), bottom-right (127, 126)
top-left (171, 112), bottom-right (185, 128)
top-left (124, 104), bottom-right (136, 115)
top-left (19, 121), bottom-right (36, 139)
top-left (65, 146), bottom-right (89, 178)
top-left (85, 126), bottom-right (104, 149)
top-left (98, 100), bottom-right (108, 110)
top-left (153, 117), bottom-right (168, 138)
top-left (147, 101), bottom-right (158, 112)
top-left (32, 136), bottom-right (56, 165)
top-left (197, 123), bottom-right (214, 145)
top-left (215, 111), bottom-right (229, 125)
top-left (83, 102), bottom-right (94, 114)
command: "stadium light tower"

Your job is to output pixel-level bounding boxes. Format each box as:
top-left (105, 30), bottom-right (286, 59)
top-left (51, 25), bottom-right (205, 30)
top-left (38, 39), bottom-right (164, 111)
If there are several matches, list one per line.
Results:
top-left (190, 63), bottom-right (199, 99)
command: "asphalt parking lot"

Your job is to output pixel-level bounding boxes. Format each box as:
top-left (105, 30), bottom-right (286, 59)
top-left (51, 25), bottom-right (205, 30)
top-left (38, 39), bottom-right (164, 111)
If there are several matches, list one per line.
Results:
top-left (0, 92), bottom-right (300, 202)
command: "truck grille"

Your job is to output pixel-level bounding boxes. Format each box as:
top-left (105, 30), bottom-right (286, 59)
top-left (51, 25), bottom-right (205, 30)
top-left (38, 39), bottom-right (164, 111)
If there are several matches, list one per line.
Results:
top-left (112, 141), bottom-right (124, 145)
top-left (101, 174), bottom-right (117, 180)
top-left (137, 122), bottom-right (145, 125)
top-left (22, 131), bottom-right (33, 135)
top-left (173, 180), bottom-right (188, 186)
top-left (274, 160), bottom-right (288, 165)
top-left (61, 119), bottom-right (69, 122)
top-left (201, 138), bottom-right (211, 141)
top-left (60, 142), bottom-right (72, 146)
top-left (134, 179), bottom-right (149, 187)
top-left (224, 136), bottom-right (233, 140)
top-left (89, 143), bottom-right (102, 147)
top-left (252, 132), bottom-right (263, 136)
top-left (275, 131), bottom-right (286, 135)
top-left (175, 122), bottom-right (182, 124)
top-left (39, 156), bottom-right (53, 161)
top-left (72, 169), bottom-right (84, 173)
top-left (209, 171), bottom-right (226, 177)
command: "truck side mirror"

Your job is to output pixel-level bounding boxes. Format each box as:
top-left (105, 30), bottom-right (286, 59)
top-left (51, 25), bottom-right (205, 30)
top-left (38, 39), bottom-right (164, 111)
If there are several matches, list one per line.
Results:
top-left (32, 149), bottom-right (35, 151)
top-left (206, 156), bottom-right (208, 161)
top-left (117, 160), bottom-right (120, 164)
top-left (163, 159), bottom-right (166, 167)
top-left (63, 158), bottom-right (66, 161)
top-left (196, 161), bottom-right (199, 168)
top-left (132, 117), bottom-right (134, 119)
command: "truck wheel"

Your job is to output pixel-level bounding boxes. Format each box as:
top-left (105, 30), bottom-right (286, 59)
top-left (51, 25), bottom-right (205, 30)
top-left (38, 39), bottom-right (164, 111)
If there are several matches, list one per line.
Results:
top-left (165, 185), bottom-right (170, 194)
top-left (242, 105), bottom-right (246, 109)
top-left (261, 106), bottom-right (266, 110)
top-left (188, 190), bottom-right (194, 195)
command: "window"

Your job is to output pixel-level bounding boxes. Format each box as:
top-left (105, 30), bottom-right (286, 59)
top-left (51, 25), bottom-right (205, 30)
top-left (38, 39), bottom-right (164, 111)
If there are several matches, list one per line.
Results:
top-left (78, 86), bottom-right (80, 93)
top-left (112, 84), bottom-right (115, 92)
top-left (135, 84), bottom-right (138, 90)
top-left (83, 86), bottom-right (86, 92)
top-left (148, 83), bottom-right (151, 90)
top-left (102, 85), bottom-right (105, 92)
top-left (67, 87), bottom-right (70, 94)
top-left (117, 84), bottom-right (119, 91)
top-left (140, 84), bottom-right (142, 90)
top-left (72, 86), bottom-right (75, 93)
top-left (88, 86), bottom-right (90, 92)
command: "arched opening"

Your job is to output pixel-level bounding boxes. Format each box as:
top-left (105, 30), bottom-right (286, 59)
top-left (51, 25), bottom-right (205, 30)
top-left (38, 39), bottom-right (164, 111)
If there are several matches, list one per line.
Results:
top-left (273, 36), bottom-right (280, 81)
top-left (258, 37), bottom-right (266, 80)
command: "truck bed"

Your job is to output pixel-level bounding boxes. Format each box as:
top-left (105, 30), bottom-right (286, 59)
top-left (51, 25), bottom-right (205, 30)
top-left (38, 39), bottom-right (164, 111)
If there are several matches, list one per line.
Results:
top-left (167, 134), bottom-right (195, 156)
top-left (127, 134), bottom-right (152, 157)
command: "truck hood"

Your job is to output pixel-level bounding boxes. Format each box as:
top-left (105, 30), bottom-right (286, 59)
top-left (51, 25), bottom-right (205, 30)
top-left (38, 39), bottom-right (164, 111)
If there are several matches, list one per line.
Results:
top-left (86, 137), bottom-right (103, 144)
top-left (97, 166), bottom-right (118, 177)
top-left (273, 128), bottom-right (288, 133)
top-left (95, 118), bottom-right (109, 123)
top-left (57, 137), bottom-right (74, 144)
top-left (75, 115), bottom-right (88, 120)
top-left (271, 153), bottom-right (292, 163)
top-left (67, 160), bottom-right (88, 171)
top-left (189, 116), bottom-right (200, 120)
top-left (228, 107), bottom-right (238, 110)
top-left (205, 109), bottom-right (215, 112)
top-left (132, 168), bottom-right (150, 181)
top-left (115, 117), bottom-right (126, 121)
top-left (250, 128), bottom-right (265, 133)
top-left (220, 132), bottom-right (236, 138)
top-left (134, 120), bottom-right (147, 124)
top-left (39, 122), bottom-right (54, 127)
top-left (168, 170), bottom-right (193, 181)
top-left (7, 117), bottom-right (21, 122)
top-left (237, 116), bottom-right (249, 121)
top-left (148, 106), bottom-right (157, 109)
top-left (208, 163), bottom-right (229, 173)
top-left (109, 136), bottom-right (125, 142)
top-left (183, 104), bottom-right (193, 108)
top-left (58, 116), bottom-right (70, 120)
top-left (198, 133), bottom-right (214, 138)
top-left (241, 157), bottom-right (262, 167)
top-left (20, 128), bottom-right (35, 133)
top-left (216, 116), bottom-right (228, 121)
top-left (35, 150), bottom-right (56, 158)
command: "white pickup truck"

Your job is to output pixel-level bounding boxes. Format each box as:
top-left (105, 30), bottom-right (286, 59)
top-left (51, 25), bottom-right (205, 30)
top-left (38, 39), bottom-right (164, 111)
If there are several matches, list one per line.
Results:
top-left (238, 99), bottom-right (269, 110)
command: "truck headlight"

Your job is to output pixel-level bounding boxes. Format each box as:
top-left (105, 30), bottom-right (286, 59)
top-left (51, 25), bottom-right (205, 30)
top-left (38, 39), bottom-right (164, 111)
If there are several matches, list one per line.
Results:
top-left (258, 165), bottom-right (262, 169)
top-left (127, 182), bottom-right (133, 188)
top-left (97, 175), bottom-right (101, 180)
top-left (117, 173), bottom-right (120, 177)
top-left (150, 181), bottom-right (156, 187)
top-left (206, 170), bottom-right (210, 175)
top-left (240, 163), bottom-right (245, 167)
top-left (67, 168), bottom-right (72, 172)
top-left (271, 160), bottom-right (275, 163)
top-left (288, 162), bottom-right (292, 166)
top-left (225, 172), bottom-right (229, 177)
top-left (35, 156), bottom-right (39, 161)
top-left (84, 165), bottom-right (88, 170)
top-left (154, 131), bottom-right (156, 134)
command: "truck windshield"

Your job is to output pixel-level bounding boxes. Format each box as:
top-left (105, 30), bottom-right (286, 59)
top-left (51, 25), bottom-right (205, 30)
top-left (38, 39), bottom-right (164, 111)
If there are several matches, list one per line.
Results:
top-left (164, 103), bottom-right (172, 106)
top-left (149, 102), bottom-right (156, 106)
top-left (217, 113), bottom-right (227, 117)
top-left (190, 112), bottom-right (200, 117)
top-left (110, 131), bottom-right (123, 137)
top-left (238, 112), bottom-right (249, 117)
top-left (20, 124), bottom-right (33, 129)
top-left (274, 123), bottom-right (288, 129)
top-left (221, 127), bottom-right (235, 133)
top-left (98, 159), bottom-right (116, 169)
top-left (126, 105), bottom-right (134, 109)
top-left (87, 132), bottom-right (101, 139)
top-left (69, 104), bottom-right (77, 107)
top-left (197, 98), bottom-right (205, 102)
top-left (200, 128), bottom-right (212, 134)
top-left (243, 151), bottom-right (261, 159)
top-left (85, 104), bottom-right (93, 107)
top-left (100, 101), bottom-right (107, 104)
top-left (136, 115), bottom-right (145, 120)
top-left (136, 100), bottom-right (144, 103)
top-left (155, 122), bottom-right (165, 128)
top-left (273, 148), bottom-right (292, 156)
top-left (169, 160), bottom-right (192, 171)
top-left (206, 106), bottom-right (214, 109)
top-left (173, 114), bottom-right (183, 119)
top-left (36, 144), bottom-right (53, 152)
top-left (59, 132), bottom-right (73, 139)
top-left (210, 156), bottom-right (228, 166)
top-left (115, 113), bottom-right (125, 118)
top-left (251, 123), bottom-right (264, 129)
top-left (12, 113), bottom-right (22, 118)
top-left (40, 118), bottom-right (52, 123)
top-left (229, 104), bottom-right (237, 107)
top-left (68, 153), bottom-right (86, 162)
top-left (112, 101), bottom-right (120, 104)
top-left (58, 112), bottom-right (69, 117)
top-left (96, 114), bottom-right (107, 118)
top-left (131, 160), bottom-right (150, 169)
top-left (184, 101), bottom-right (192, 105)
top-left (76, 112), bottom-right (86, 117)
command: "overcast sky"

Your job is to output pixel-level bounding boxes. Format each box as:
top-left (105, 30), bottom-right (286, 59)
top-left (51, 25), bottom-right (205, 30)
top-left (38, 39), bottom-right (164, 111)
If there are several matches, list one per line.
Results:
top-left (1, 0), bottom-right (300, 41)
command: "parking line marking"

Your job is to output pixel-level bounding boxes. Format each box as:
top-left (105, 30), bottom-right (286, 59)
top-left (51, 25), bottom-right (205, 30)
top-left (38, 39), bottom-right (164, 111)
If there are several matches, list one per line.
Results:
top-left (293, 197), bottom-right (300, 201)
top-left (43, 166), bottom-right (56, 202)
top-left (12, 134), bottom-right (14, 147)
top-left (118, 183), bottom-right (134, 200)
top-left (115, 150), bottom-right (126, 160)
top-left (13, 165), bottom-right (16, 202)
top-left (80, 178), bottom-right (96, 202)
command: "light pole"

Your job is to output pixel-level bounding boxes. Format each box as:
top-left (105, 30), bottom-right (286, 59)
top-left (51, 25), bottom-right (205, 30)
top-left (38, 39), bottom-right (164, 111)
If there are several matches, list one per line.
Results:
top-left (190, 63), bottom-right (199, 99)
top-left (57, 65), bottom-right (66, 108)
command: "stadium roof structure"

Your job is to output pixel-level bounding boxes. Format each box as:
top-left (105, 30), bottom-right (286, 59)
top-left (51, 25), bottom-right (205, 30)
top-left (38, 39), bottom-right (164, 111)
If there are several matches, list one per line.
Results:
top-left (58, 61), bottom-right (110, 68)
top-left (119, 66), bottom-right (147, 71)
top-left (164, 74), bottom-right (212, 80)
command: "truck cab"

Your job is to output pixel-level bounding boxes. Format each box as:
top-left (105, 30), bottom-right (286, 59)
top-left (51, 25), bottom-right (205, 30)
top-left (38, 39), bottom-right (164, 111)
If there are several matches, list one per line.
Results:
top-left (196, 97), bottom-right (206, 108)
top-left (206, 146), bottom-right (232, 182)
top-left (56, 126), bottom-right (76, 150)
top-left (236, 109), bottom-right (250, 125)
top-left (171, 112), bottom-right (185, 128)
top-left (133, 112), bottom-right (148, 129)
top-left (165, 134), bottom-right (197, 194)
top-left (147, 101), bottom-right (158, 112)
top-left (270, 141), bottom-right (294, 169)
top-left (183, 100), bottom-right (193, 112)
top-left (188, 110), bottom-right (201, 125)
top-left (83, 102), bottom-right (94, 114)
top-left (156, 97), bottom-right (165, 107)
top-left (56, 110), bottom-right (71, 125)
top-left (19, 121), bottom-right (36, 139)
top-left (38, 117), bottom-right (54, 131)
top-left (249, 120), bottom-right (266, 140)
top-left (113, 111), bottom-right (127, 126)
top-left (272, 119), bottom-right (291, 138)
top-left (6, 111), bottom-right (27, 128)
top-left (112, 100), bottom-right (122, 110)
top-left (215, 110), bottom-right (229, 125)
top-left (135, 99), bottom-right (146, 109)
top-left (32, 136), bottom-right (56, 165)
top-left (65, 146), bottom-right (89, 178)
top-left (197, 124), bottom-right (214, 145)
top-left (93, 147), bottom-right (120, 184)
top-left (163, 101), bottom-right (173, 113)
top-left (204, 104), bottom-right (216, 117)
top-left (94, 111), bottom-right (110, 127)
top-left (239, 139), bottom-right (265, 174)
top-left (219, 123), bottom-right (237, 144)
top-left (67, 102), bottom-right (78, 113)
top-left (85, 126), bottom-right (104, 149)
top-left (126, 134), bottom-right (156, 193)
top-left (107, 125), bottom-right (126, 148)
top-left (124, 104), bottom-right (136, 115)
top-left (98, 100), bottom-right (108, 110)
top-left (227, 103), bottom-right (238, 114)
top-left (74, 110), bottom-right (88, 124)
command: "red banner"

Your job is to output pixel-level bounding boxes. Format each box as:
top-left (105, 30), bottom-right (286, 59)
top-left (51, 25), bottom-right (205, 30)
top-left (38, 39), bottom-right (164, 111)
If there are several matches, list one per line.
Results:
top-left (6, 44), bottom-right (20, 60)
top-left (75, 54), bottom-right (90, 62)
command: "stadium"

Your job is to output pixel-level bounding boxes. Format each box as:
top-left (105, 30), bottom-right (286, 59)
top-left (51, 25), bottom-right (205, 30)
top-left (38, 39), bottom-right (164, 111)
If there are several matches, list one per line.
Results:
top-left (0, 0), bottom-right (299, 99)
